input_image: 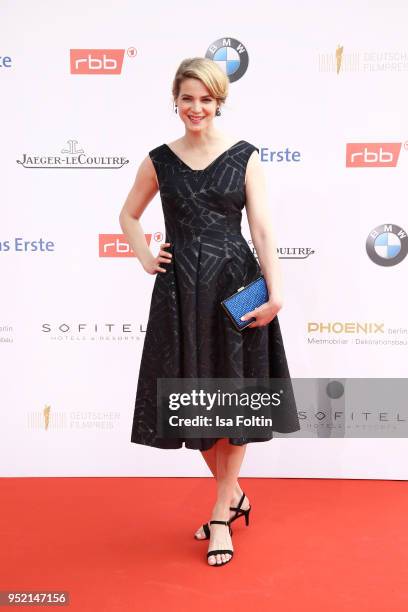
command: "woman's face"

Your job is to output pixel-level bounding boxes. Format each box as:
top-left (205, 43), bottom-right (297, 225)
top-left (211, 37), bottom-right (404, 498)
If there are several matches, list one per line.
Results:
top-left (175, 77), bottom-right (218, 131)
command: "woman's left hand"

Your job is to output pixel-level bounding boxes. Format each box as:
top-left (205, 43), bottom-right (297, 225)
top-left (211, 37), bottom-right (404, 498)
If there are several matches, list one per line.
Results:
top-left (240, 299), bottom-right (282, 328)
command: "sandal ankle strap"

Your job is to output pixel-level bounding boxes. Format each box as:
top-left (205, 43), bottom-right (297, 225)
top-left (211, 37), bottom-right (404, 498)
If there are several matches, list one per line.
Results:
top-left (229, 491), bottom-right (246, 512)
top-left (209, 519), bottom-right (233, 535)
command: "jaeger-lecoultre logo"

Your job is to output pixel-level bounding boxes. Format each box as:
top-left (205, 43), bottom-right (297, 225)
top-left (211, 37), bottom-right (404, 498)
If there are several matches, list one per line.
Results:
top-left (17, 139), bottom-right (129, 169)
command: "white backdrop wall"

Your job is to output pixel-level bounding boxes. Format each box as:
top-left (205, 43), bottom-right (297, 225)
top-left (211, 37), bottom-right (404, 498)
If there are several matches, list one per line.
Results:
top-left (1, 0), bottom-right (407, 477)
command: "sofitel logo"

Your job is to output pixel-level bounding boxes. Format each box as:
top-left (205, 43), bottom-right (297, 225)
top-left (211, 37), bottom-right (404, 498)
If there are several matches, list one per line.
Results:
top-left (17, 139), bottom-right (129, 169)
top-left (41, 322), bottom-right (140, 342)
top-left (70, 48), bottom-right (137, 74)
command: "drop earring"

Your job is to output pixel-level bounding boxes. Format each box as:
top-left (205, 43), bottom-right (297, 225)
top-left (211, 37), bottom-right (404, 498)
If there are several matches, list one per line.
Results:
top-left (174, 104), bottom-right (178, 114)
top-left (215, 106), bottom-right (221, 116)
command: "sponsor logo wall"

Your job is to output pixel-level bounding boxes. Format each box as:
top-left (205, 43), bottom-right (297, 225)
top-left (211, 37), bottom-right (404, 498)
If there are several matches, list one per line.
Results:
top-left (1, 2), bottom-right (407, 477)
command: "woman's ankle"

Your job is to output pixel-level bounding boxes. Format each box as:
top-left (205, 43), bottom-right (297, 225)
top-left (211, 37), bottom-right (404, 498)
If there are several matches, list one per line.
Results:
top-left (232, 482), bottom-right (244, 501)
top-left (211, 501), bottom-right (231, 520)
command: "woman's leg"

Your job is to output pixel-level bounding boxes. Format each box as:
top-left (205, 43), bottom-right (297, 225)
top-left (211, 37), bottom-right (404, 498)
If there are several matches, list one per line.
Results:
top-left (194, 441), bottom-right (249, 539)
top-left (207, 439), bottom-right (247, 565)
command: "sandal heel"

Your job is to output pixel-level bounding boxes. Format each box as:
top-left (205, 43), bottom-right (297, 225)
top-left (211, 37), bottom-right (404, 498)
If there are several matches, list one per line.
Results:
top-left (229, 491), bottom-right (252, 528)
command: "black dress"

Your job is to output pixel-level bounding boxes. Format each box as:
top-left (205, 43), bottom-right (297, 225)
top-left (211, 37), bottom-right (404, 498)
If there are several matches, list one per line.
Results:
top-left (130, 140), bottom-right (300, 450)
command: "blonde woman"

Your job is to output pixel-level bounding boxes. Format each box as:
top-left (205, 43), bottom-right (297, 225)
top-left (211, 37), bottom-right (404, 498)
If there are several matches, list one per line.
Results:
top-left (119, 57), bottom-right (300, 567)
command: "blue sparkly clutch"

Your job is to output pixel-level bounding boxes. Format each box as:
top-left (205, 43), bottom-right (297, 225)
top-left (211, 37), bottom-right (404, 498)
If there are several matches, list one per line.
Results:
top-left (221, 275), bottom-right (269, 331)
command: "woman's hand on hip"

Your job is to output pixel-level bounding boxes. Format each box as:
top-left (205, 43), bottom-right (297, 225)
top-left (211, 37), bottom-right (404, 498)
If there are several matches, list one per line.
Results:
top-left (142, 243), bottom-right (172, 275)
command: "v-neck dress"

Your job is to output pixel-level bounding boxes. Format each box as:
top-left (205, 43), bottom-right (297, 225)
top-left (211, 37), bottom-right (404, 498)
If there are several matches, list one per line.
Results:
top-left (130, 140), bottom-right (300, 450)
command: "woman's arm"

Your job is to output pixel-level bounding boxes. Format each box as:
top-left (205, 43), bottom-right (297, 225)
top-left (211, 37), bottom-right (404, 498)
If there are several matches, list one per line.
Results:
top-left (241, 150), bottom-right (283, 327)
top-left (119, 156), bottom-right (171, 274)
top-left (244, 150), bottom-right (283, 306)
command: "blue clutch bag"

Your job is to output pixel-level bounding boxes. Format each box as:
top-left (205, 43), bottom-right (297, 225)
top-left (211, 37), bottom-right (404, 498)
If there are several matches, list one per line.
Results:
top-left (221, 275), bottom-right (269, 331)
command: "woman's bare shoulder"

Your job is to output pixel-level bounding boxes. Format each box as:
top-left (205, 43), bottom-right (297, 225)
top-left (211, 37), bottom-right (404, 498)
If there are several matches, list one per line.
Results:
top-left (137, 153), bottom-right (159, 189)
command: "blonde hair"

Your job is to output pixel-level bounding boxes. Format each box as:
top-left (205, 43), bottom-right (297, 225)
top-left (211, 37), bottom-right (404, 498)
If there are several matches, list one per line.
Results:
top-left (171, 57), bottom-right (229, 107)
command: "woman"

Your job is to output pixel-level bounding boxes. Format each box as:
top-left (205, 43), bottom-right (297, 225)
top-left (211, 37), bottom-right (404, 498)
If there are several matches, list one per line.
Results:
top-left (119, 57), bottom-right (300, 567)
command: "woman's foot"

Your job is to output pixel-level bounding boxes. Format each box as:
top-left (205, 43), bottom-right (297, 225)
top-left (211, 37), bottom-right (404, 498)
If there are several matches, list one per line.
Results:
top-left (194, 487), bottom-right (250, 540)
top-left (207, 515), bottom-right (234, 566)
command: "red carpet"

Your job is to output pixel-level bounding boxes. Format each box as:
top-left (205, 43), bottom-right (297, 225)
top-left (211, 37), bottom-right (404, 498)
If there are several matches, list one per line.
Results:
top-left (1, 477), bottom-right (408, 611)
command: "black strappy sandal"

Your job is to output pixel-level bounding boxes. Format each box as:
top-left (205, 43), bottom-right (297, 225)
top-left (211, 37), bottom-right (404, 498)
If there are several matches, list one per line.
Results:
top-left (206, 520), bottom-right (234, 566)
top-left (229, 491), bottom-right (251, 526)
top-left (195, 491), bottom-right (251, 540)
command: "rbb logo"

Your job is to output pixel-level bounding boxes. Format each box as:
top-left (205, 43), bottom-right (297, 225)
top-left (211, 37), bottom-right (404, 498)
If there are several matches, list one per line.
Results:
top-left (99, 234), bottom-right (152, 257)
top-left (70, 49), bottom-right (125, 74)
top-left (346, 143), bottom-right (401, 167)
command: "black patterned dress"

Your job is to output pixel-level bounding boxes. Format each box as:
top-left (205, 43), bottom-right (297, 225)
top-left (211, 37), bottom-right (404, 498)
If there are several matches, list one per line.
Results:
top-left (130, 140), bottom-right (300, 450)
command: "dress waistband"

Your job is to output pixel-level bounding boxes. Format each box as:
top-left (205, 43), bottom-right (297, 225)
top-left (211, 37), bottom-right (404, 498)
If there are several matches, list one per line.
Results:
top-left (166, 225), bottom-right (243, 243)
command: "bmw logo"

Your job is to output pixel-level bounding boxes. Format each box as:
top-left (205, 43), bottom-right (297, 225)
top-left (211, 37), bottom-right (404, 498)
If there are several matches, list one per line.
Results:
top-left (205, 37), bottom-right (249, 82)
top-left (366, 224), bottom-right (407, 266)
